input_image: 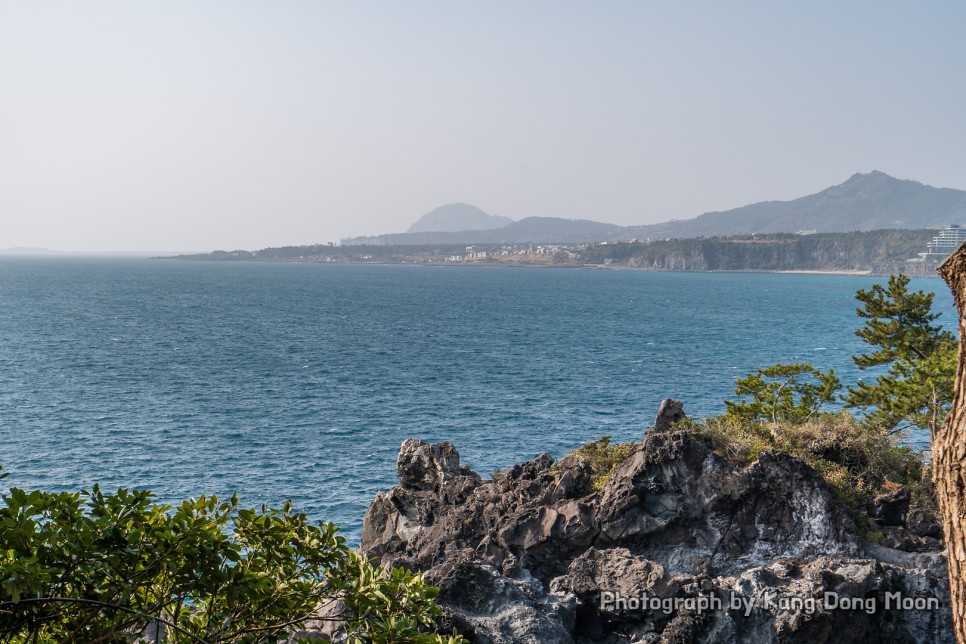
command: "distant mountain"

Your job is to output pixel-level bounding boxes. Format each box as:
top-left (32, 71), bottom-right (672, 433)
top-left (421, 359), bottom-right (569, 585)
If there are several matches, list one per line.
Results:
top-left (344, 216), bottom-right (626, 246)
top-left (497, 217), bottom-right (625, 242)
top-left (626, 171), bottom-right (966, 239)
top-left (340, 172), bottom-right (966, 246)
top-left (407, 203), bottom-right (513, 233)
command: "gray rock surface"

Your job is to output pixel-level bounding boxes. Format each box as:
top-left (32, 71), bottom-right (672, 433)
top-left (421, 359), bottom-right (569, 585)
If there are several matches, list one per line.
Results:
top-left (650, 398), bottom-right (686, 434)
top-left (361, 425), bottom-right (952, 643)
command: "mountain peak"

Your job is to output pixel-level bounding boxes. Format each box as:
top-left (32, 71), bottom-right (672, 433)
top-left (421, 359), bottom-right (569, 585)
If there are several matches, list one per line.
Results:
top-left (406, 203), bottom-right (513, 233)
top-left (846, 170), bottom-right (893, 182)
top-left (626, 171), bottom-right (966, 238)
top-left (835, 171), bottom-right (929, 196)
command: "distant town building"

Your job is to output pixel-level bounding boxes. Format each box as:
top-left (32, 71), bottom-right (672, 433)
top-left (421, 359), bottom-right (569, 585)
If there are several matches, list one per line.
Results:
top-left (912, 224), bottom-right (966, 261)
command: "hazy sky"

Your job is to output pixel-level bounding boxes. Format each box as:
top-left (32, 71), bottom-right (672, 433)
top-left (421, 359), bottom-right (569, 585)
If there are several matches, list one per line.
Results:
top-left (2, 1), bottom-right (965, 252)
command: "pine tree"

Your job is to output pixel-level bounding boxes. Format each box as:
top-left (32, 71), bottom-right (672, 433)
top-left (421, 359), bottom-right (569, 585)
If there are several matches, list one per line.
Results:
top-left (844, 274), bottom-right (956, 435)
top-left (725, 362), bottom-right (840, 425)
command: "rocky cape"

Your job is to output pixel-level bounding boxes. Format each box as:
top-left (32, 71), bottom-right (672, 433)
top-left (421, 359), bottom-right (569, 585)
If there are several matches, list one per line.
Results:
top-left (358, 403), bottom-right (952, 643)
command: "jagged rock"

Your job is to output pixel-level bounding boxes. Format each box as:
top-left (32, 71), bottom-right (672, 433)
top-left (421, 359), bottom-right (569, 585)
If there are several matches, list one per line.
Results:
top-left (425, 553), bottom-right (575, 644)
top-left (874, 486), bottom-right (911, 526)
top-left (364, 444), bottom-right (595, 580)
top-left (396, 439), bottom-right (481, 493)
top-left (361, 439), bottom-right (482, 558)
top-left (361, 415), bottom-right (953, 643)
top-left (710, 555), bottom-right (953, 643)
top-left (651, 398), bottom-right (686, 434)
top-left (550, 547), bottom-right (681, 641)
top-left (879, 525), bottom-right (943, 553)
top-left (596, 433), bottom-right (861, 577)
top-left (906, 508), bottom-right (944, 539)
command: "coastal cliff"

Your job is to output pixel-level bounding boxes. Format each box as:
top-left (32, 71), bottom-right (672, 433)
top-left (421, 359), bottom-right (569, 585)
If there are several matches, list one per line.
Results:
top-left (360, 406), bottom-right (952, 643)
top-left (582, 230), bottom-right (936, 274)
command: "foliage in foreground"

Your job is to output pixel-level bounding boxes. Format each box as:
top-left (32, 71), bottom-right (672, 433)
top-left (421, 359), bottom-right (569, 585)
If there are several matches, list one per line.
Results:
top-left (0, 468), bottom-right (461, 643)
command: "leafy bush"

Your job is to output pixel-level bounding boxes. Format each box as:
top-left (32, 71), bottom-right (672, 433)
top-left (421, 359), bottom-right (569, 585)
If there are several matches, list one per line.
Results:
top-left (0, 467), bottom-right (462, 643)
top-left (566, 436), bottom-right (637, 491)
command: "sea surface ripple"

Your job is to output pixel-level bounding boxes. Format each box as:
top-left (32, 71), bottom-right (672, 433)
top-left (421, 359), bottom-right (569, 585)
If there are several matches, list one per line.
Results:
top-left (0, 258), bottom-right (954, 543)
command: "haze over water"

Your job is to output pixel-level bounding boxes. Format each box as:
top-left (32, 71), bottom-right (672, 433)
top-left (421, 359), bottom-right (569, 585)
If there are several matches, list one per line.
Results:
top-left (0, 258), bottom-right (953, 542)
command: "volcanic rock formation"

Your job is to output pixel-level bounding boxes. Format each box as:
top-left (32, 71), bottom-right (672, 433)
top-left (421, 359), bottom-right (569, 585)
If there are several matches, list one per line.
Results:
top-left (360, 403), bottom-right (952, 643)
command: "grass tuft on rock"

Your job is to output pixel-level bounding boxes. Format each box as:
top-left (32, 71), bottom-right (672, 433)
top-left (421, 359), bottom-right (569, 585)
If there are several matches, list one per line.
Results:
top-left (566, 435), bottom-right (637, 491)
top-left (689, 412), bottom-right (933, 524)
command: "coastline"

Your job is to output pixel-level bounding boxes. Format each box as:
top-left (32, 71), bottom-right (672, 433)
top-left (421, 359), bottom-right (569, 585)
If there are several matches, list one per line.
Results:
top-left (775, 269), bottom-right (873, 275)
top-left (156, 254), bottom-right (942, 278)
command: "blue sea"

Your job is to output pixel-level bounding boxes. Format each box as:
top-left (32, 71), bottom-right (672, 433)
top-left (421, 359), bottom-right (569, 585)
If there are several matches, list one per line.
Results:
top-left (0, 258), bottom-right (955, 542)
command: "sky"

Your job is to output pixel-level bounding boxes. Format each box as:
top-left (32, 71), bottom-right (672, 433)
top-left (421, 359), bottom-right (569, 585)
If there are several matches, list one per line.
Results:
top-left (2, 1), bottom-right (965, 253)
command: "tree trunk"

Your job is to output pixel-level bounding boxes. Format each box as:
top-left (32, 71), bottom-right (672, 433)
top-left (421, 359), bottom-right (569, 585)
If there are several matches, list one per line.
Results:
top-left (937, 249), bottom-right (966, 642)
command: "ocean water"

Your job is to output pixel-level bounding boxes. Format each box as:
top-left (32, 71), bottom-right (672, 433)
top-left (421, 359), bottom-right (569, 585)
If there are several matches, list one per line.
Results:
top-left (0, 257), bottom-right (955, 542)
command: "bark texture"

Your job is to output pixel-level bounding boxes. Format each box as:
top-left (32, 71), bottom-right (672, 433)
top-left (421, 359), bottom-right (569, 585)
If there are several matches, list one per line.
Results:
top-left (938, 247), bottom-right (966, 643)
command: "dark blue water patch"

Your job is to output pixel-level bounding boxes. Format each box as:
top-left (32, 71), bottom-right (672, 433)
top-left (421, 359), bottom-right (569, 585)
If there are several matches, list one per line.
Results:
top-left (0, 257), bottom-right (955, 543)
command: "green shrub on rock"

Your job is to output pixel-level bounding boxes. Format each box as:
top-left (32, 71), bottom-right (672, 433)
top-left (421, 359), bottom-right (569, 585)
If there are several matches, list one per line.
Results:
top-left (565, 435), bottom-right (637, 491)
top-left (689, 413), bottom-right (932, 525)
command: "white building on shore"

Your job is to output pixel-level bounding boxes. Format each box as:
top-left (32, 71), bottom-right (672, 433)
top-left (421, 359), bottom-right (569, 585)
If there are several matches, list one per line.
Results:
top-left (911, 224), bottom-right (966, 261)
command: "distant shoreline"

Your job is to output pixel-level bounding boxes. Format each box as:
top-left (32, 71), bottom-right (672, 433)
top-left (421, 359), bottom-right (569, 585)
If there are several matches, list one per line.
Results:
top-left (159, 229), bottom-right (943, 278)
top-left (775, 269), bottom-right (873, 275)
top-left (152, 255), bottom-right (942, 277)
